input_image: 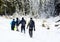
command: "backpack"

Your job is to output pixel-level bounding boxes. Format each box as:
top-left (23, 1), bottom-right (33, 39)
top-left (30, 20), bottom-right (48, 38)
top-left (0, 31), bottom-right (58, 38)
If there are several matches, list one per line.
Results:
top-left (20, 20), bottom-right (26, 26)
top-left (22, 21), bottom-right (26, 26)
top-left (29, 20), bottom-right (34, 28)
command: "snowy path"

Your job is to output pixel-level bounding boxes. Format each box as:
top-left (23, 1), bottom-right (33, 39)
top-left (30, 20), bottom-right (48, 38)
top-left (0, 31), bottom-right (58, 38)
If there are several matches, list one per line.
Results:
top-left (0, 17), bottom-right (60, 42)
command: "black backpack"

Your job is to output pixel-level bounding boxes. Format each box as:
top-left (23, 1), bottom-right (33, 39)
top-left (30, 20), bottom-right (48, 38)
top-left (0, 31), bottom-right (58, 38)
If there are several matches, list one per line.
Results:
top-left (29, 20), bottom-right (34, 28)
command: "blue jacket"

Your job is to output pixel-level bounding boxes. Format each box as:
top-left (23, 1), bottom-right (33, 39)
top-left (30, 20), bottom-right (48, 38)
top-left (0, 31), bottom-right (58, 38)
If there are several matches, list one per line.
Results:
top-left (11, 21), bottom-right (15, 27)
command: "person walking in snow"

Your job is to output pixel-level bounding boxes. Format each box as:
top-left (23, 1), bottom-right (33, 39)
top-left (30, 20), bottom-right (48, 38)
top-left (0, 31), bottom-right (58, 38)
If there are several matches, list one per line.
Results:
top-left (11, 19), bottom-right (15, 31)
top-left (15, 17), bottom-right (20, 31)
top-left (27, 18), bottom-right (35, 38)
top-left (19, 17), bottom-right (26, 33)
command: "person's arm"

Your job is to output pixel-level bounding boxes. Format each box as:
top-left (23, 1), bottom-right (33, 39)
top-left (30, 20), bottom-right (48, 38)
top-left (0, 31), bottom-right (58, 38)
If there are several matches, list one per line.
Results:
top-left (25, 20), bottom-right (26, 24)
top-left (19, 20), bottom-right (21, 24)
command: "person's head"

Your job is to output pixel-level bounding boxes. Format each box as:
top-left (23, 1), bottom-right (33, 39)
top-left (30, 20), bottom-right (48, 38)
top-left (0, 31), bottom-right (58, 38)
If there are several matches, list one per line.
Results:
top-left (16, 17), bottom-right (18, 20)
top-left (30, 18), bottom-right (32, 20)
top-left (13, 19), bottom-right (15, 21)
top-left (22, 17), bottom-right (24, 20)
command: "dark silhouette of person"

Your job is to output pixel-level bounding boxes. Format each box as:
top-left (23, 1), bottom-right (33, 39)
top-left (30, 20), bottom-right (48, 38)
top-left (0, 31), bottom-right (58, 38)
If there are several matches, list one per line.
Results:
top-left (15, 18), bottom-right (20, 31)
top-left (27, 18), bottom-right (35, 38)
top-left (11, 19), bottom-right (15, 31)
top-left (19, 17), bottom-right (26, 33)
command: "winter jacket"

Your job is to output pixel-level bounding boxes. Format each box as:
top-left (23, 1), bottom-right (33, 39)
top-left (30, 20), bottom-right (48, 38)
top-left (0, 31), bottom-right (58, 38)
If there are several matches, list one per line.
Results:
top-left (20, 19), bottom-right (26, 27)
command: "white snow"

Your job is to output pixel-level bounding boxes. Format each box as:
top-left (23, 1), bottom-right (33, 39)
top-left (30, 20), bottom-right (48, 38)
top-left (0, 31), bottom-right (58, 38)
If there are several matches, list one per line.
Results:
top-left (0, 16), bottom-right (60, 42)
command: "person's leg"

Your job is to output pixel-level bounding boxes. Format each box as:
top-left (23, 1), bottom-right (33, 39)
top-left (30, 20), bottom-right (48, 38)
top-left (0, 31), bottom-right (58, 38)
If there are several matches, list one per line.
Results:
top-left (17, 26), bottom-right (18, 31)
top-left (16, 26), bottom-right (19, 31)
top-left (30, 29), bottom-right (33, 37)
top-left (29, 29), bottom-right (33, 38)
top-left (11, 26), bottom-right (14, 31)
top-left (29, 29), bottom-right (31, 37)
top-left (13, 26), bottom-right (15, 30)
top-left (21, 26), bottom-right (23, 33)
top-left (23, 26), bottom-right (25, 33)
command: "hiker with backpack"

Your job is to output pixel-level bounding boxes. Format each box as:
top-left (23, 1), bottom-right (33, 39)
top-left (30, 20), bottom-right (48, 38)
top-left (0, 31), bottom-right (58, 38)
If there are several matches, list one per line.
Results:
top-left (27, 18), bottom-right (35, 38)
top-left (15, 17), bottom-right (20, 31)
top-left (19, 17), bottom-right (26, 33)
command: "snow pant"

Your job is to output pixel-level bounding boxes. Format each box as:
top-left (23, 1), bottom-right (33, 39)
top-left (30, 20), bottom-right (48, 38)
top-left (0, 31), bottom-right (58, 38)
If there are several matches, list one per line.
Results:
top-left (16, 26), bottom-right (19, 31)
top-left (21, 26), bottom-right (25, 33)
top-left (29, 29), bottom-right (33, 38)
top-left (11, 26), bottom-right (15, 30)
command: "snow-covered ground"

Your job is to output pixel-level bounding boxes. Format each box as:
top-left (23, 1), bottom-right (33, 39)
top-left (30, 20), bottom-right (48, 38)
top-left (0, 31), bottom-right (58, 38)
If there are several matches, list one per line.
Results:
top-left (0, 16), bottom-right (60, 42)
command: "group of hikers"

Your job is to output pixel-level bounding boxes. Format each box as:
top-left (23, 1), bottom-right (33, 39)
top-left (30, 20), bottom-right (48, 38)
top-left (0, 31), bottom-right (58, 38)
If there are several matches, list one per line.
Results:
top-left (11, 17), bottom-right (35, 38)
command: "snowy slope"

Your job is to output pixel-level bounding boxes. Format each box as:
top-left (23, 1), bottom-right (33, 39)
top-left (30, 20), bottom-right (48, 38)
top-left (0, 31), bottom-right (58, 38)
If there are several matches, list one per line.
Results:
top-left (0, 16), bottom-right (60, 42)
